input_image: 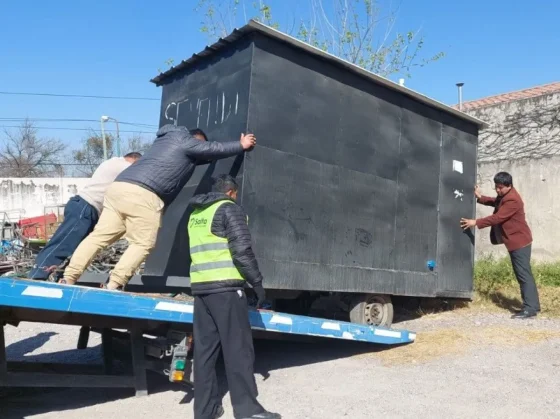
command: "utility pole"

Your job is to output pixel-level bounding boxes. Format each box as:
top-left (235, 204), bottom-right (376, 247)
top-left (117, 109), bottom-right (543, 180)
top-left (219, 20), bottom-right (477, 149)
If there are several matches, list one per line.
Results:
top-left (100, 115), bottom-right (121, 158)
top-left (100, 116), bottom-right (108, 160)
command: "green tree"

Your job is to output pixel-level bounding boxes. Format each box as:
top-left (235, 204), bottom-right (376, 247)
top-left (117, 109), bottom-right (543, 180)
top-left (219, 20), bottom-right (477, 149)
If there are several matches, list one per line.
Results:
top-left (192, 0), bottom-right (444, 79)
top-left (72, 131), bottom-right (116, 176)
top-left (72, 131), bottom-right (152, 177)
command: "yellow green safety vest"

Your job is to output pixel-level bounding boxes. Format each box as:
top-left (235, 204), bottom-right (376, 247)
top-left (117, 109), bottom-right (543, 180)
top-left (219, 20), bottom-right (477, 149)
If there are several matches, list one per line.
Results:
top-left (187, 200), bottom-right (246, 284)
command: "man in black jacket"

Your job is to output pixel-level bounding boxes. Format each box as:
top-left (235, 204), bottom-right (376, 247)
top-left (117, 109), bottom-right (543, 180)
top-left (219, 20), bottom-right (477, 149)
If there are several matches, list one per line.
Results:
top-left (188, 174), bottom-right (280, 419)
top-left (61, 125), bottom-right (256, 289)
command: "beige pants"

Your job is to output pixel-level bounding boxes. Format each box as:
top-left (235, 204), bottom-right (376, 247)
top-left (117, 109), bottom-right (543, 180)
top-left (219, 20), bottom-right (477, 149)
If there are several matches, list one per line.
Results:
top-left (63, 181), bottom-right (164, 287)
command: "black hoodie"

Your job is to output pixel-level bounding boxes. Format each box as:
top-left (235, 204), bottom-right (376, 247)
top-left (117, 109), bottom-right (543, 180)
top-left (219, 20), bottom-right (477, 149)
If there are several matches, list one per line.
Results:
top-left (116, 125), bottom-right (243, 206)
top-left (188, 192), bottom-right (264, 295)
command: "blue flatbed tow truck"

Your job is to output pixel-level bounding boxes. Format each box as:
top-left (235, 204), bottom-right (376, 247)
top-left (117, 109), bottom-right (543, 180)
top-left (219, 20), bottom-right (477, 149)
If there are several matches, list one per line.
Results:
top-left (0, 277), bottom-right (415, 396)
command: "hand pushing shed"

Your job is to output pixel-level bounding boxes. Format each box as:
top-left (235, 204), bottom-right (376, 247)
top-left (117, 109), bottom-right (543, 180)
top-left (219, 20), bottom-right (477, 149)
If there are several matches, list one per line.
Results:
top-left (146, 20), bottom-right (487, 326)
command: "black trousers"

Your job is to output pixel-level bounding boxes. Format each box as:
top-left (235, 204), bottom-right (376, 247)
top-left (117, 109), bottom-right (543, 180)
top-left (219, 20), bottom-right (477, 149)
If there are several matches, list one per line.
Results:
top-left (193, 290), bottom-right (264, 419)
top-left (509, 244), bottom-right (541, 313)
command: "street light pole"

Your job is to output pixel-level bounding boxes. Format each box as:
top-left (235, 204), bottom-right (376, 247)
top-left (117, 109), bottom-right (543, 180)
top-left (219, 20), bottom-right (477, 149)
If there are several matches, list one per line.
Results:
top-left (100, 116), bottom-right (108, 161)
top-left (114, 119), bottom-right (121, 157)
top-left (100, 115), bottom-right (121, 158)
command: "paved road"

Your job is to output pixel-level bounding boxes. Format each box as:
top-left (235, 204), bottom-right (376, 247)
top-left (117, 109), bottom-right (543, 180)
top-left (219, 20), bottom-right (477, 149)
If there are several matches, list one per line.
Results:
top-left (1, 311), bottom-right (559, 419)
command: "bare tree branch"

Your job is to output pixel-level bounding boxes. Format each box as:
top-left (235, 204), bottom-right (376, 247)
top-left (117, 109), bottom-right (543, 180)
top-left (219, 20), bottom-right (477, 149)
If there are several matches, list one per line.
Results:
top-left (189, 0), bottom-right (445, 78)
top-left (469, 98), bottom-right (560, 163)
top-left (0, 119), bottom-right (66, 177)
top-left (123, 134), bottom-right (152, 155)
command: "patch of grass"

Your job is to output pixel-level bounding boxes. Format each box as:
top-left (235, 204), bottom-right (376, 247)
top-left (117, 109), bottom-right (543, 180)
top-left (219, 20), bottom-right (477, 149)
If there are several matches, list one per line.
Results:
top-left (402, 256), bottom-right (560, 318)
top-left (473, 254), bottom-right (560, 317)
top-left (470, 285), bottom-right (560, 317)
top-left (371, 326), bottom-right (560, 366)
top-left (474, 254), bottom-right (560, 292)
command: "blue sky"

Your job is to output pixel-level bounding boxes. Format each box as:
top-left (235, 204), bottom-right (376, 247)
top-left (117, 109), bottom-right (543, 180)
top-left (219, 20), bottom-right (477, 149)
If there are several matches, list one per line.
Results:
top-left (1, 0), bottom-right (558, 151)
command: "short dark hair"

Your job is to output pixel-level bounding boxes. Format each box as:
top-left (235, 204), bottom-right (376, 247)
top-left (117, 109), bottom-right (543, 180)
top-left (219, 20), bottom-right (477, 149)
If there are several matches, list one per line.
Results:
top-left (212, 174), bottom-right (238, 194)
top-left (124, 152), bottom-right (142, 159)
top-left (189, 128), bottom-right (208, 141)
top-left (494, 171), bottom-right (513, 187)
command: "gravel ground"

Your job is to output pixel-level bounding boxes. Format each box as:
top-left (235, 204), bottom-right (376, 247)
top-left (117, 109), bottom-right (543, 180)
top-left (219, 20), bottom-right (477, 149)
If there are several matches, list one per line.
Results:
top-left (1, 310), bottom-right (560, 419)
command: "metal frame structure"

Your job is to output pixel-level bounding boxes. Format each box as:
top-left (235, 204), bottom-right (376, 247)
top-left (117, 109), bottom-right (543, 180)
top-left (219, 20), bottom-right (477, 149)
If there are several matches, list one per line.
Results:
top-left (0, 324), bottom-right (150, 397)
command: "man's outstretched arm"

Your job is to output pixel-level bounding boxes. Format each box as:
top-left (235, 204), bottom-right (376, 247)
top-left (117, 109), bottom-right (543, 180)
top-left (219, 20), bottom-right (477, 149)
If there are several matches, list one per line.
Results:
top-left (184, 133), bottom-right (256, 161)
top-left (477, 196), bottom-right (497, 206)
top-left (474, 185), bottom-right (496, 207)
top-left (476, 197), bottom-right (519, 229)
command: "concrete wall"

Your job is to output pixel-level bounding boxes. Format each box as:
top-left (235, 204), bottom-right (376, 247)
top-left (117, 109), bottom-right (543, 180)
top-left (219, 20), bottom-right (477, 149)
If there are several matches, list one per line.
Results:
top-left (0, 177), bottom-right (89, 220)
top-left (468, 92), bottom-right (560, 261)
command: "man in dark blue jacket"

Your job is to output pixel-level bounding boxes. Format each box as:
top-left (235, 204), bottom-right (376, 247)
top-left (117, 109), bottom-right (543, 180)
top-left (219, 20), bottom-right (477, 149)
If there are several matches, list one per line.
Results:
top-left (188, 174), bottom-right (280, 419)
top-left (61, 125), bottom-right (256, 289)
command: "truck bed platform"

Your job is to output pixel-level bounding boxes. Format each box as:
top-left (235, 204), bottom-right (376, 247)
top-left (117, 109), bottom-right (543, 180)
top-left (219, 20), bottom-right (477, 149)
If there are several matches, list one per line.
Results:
top-left (0, 277), bottom-right (415, 396)
top-left (0, 277), bottom-right (415, 344)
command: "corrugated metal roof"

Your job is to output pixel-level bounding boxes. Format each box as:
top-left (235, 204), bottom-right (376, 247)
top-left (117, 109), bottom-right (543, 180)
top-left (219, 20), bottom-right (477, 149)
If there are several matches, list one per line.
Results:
top-left (453, 81), bottom-right (560, 111)
top-left (150, 20), bottom-right (488, 129)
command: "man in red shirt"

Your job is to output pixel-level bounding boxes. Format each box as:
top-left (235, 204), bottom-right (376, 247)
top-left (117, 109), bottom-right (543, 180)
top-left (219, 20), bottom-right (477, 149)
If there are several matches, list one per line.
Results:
top-left (460, 172), bottom-right (540, 319)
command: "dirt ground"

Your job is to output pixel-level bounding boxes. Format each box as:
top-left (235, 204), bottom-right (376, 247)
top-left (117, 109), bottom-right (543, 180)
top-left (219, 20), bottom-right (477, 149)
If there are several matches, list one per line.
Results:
top-left (1, 308), bottom-right (560, 419)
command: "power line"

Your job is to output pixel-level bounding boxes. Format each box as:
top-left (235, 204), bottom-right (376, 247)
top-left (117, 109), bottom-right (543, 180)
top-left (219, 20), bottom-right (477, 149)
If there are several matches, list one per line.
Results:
top-left (0, 163), bottom-right (98, 167)
top-left (0, 118), bottom-right (158, 128)
top-left (0, 125), bottom-right (156, 134)
top-left (117, 122), bottom-right (158, 128)
top-left (0, 91), bottom-right (160, 101)
top-left (0, 118), bottom-right (98, 122)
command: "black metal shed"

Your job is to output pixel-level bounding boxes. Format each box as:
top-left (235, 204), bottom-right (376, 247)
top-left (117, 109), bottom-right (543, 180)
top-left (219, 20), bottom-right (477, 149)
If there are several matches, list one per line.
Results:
top-left (143, 20), bottom-right (486, 325)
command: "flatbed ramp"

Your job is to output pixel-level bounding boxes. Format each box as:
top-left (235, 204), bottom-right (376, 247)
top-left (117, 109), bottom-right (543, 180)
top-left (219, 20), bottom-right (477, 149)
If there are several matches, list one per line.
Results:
top-left (0, 277), bottom-right (415, 396)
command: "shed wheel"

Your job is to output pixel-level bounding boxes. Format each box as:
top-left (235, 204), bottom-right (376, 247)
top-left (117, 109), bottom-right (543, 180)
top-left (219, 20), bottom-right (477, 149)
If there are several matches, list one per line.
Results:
top-left (349, 294), bottom-right (394, 327)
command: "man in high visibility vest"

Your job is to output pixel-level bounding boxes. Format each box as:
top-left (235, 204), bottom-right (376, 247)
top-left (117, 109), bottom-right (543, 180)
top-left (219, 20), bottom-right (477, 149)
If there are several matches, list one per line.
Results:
top-left (188, 174), bottom-right (281, 419)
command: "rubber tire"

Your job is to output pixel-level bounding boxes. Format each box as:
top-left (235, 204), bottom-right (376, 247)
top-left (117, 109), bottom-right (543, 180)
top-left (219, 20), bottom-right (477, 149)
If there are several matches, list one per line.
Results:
top-left (349, 294), bottom-right (394, 327)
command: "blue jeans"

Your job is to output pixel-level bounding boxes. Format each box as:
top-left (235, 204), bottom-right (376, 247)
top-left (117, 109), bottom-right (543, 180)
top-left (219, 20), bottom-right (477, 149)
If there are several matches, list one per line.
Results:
top-left (28, 195), bottom-right (99, 280)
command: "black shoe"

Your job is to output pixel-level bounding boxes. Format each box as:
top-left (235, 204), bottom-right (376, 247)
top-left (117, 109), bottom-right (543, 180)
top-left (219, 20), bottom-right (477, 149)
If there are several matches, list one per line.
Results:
top-left (214, 405), bottom-right (225, 419)
top-left (241, 412), bottom-right (281, 419)
top-left (511, 310), bottom-right (537, 319)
